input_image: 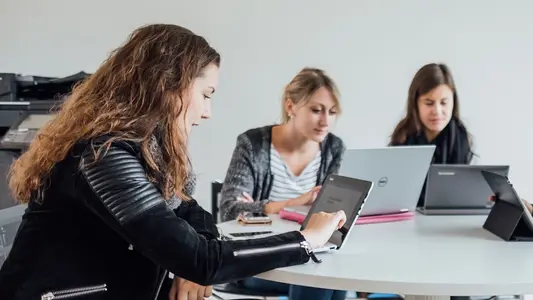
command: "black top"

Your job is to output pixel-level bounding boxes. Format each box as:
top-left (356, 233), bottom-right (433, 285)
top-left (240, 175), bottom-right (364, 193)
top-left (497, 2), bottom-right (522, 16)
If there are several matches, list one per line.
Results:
top-left (393, 119), bottom-right (474, 206)
top-left (396, 119), bottom-right (473, 164)
top-left (0, 136), bottom-right (311, 299)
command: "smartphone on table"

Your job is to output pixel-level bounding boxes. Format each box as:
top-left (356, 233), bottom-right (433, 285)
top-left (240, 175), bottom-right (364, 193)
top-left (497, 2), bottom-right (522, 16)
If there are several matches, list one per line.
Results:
top-left (237, 211), bottom-right (272, 225)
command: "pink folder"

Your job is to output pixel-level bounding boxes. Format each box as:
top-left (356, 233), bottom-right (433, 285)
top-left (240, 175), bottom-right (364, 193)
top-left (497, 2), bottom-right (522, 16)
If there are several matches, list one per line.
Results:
top-left (279, 208), bottom-right (414, 225)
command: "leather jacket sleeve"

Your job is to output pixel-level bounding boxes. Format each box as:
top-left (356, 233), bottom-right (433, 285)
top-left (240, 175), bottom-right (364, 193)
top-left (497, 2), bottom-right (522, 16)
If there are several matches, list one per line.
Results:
top-left (173, 199), bottom-right (219, 240)
top-left (79, 140), bottom-right (311, 286)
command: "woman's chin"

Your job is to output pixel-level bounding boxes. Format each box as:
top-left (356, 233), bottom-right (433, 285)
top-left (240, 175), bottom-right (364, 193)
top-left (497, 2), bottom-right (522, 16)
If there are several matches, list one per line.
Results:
top-left (308, 132), bottom-right (328, 143)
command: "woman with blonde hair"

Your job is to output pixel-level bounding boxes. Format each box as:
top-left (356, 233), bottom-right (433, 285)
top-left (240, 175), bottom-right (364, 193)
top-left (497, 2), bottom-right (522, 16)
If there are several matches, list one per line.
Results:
top-left (219, 67), bottom-right (348, 299)
top-left (0, 25), bottom-right (345, 300)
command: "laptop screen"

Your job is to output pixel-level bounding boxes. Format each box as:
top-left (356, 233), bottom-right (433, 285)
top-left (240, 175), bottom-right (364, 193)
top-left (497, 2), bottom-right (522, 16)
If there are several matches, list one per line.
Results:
top-left (301, 175), bottom-right (368, 247)
top-left (424, 165), bottom-right (509, 209)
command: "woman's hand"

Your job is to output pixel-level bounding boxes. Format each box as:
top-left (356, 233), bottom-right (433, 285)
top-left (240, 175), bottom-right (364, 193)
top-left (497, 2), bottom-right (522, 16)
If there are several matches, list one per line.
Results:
top-left (489, 195), bottom-right (533, 214)
top-left (524, 200), bottom-right (532, 214)
top-left (236, 191), bottom-right (254, 203)
top-left (287, 186), bottom-right (321, 206)
top-left (169, 277), bottom-right (212, 300)
top-left (264, 186), bottom-right (321, 214)
top-left (300, 210), bottom-right (347, 249)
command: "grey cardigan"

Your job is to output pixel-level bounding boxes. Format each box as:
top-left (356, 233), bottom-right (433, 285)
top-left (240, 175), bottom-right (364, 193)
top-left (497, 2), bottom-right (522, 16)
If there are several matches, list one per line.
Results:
top-left (219, 125), bottom-right (346, 222)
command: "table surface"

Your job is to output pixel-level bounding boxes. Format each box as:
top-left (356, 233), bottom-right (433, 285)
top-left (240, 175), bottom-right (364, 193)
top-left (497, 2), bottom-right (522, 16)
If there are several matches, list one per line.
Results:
top-left (218, 214), bottom-right (533, 296)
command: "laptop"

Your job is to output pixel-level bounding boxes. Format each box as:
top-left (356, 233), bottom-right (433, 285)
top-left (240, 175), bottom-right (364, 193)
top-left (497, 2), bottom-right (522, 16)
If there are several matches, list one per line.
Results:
top-left (300, 174), bottom-right (373, 253)
top-left (417, 165), bottom-right (510, 215)
top-left (337, 146), bottom-right (436, 216)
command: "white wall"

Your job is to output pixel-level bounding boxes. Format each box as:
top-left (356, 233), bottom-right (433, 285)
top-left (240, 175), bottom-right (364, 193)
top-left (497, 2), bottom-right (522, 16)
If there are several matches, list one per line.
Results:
top-left (1, 0), bottom-right (532, 212)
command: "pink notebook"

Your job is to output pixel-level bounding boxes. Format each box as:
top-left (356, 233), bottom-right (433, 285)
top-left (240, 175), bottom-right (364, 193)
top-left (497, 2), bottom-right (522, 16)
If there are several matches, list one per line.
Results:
top-left (279, 208), bottom-right (414, 225)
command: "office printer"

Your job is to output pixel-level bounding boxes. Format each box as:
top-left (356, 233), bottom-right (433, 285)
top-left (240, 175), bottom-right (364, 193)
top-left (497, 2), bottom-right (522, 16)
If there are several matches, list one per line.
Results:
top-left (0, 72), bottom-right (91, 211)
top-left (0, 71), bottom-right (90, 102)
top-left (0, 71), bottom-right (91, 138)
top-left (0, 72), bottom-right (90, 258)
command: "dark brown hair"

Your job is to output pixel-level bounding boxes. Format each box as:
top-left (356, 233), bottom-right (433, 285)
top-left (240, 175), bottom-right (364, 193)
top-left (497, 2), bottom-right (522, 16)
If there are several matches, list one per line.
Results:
top-left (281, 67), bottom-right (341, 123)
top-left (389, 63), bottom-right (463, 145)
top-left (9, 23), bottom-right (220, 203)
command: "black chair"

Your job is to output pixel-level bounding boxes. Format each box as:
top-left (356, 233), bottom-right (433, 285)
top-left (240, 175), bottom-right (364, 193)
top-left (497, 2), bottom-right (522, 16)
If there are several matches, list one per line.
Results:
top-left (211, 181), bottom-right (223, 224)
top-left (210, 181), bottom-right (289, 300)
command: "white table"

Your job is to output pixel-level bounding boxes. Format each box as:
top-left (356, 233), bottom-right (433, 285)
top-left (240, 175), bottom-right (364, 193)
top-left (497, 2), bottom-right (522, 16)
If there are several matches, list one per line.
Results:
top-left (218, 214), bottom-right (533, 300)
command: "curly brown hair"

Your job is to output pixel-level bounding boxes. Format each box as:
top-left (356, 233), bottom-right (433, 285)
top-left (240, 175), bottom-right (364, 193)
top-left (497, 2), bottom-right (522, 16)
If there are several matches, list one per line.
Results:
top-left (9, 23), bottom-right (221, 203)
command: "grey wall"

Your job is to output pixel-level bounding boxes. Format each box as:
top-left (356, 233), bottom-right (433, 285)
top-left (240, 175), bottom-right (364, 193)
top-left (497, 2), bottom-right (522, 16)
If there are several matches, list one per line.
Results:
top-left (1, 0), bottom-right (532, 212)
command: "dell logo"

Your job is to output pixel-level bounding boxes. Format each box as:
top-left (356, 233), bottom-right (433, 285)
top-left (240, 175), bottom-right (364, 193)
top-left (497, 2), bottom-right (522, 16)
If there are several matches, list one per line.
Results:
top-left (378, 177), bottom-right (388, 187)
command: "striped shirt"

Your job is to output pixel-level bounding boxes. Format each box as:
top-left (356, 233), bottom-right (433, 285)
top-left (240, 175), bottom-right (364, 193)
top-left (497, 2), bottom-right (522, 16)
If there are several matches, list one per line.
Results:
top-left (269, 145), bottom-right (321, 201)
top-left (218, 125), bottom-right (346, 222)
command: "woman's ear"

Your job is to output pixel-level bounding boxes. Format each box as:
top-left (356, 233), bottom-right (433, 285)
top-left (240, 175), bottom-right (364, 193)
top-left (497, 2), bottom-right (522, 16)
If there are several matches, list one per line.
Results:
top-left (285, 98), bottom-right (294, 117)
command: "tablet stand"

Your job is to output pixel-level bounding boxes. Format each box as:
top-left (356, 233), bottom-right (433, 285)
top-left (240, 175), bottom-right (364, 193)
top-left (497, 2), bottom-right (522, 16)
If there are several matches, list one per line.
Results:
top-left (483, 198), bottom-right (533, 241)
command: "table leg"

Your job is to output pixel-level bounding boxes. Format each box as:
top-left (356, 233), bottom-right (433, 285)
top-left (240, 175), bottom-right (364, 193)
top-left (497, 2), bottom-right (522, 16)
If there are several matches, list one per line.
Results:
top-left (405, 295), bottom-right (450, 300)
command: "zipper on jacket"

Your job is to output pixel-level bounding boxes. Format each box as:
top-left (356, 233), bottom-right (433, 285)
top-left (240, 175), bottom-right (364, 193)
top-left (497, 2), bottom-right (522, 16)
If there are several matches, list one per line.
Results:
top-left (41, 284), bottom-right (107, 300)
top-left (233, 241), bottom-right (321, 263)
top-left (300, 240), bottom-right (322, 263)
top-left (153, 270), bottom-right (168, 300)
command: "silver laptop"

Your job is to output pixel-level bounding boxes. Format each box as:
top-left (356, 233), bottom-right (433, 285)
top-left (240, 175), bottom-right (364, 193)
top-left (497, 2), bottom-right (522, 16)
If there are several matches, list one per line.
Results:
top-left (418, 165), bottom-right (510, 215)
top-left (300, 174), bottom-right (373, 253)
top-left (338, 146), bottom-right (436, 216)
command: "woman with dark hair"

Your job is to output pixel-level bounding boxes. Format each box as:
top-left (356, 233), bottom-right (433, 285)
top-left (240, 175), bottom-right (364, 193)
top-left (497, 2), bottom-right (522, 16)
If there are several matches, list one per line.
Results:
top-left (390, 63), bottom-right (533, 213)
top-left (389, 63), bottom-right (475, 206)
top-left (0, 24), bottom-right (346, 300)
top-left (390, 63), bottom-right (474, 162)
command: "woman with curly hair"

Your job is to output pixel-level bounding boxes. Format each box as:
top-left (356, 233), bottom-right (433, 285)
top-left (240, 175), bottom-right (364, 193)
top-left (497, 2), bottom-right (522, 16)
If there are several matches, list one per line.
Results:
top-left (0, 23), bottom-right (345, 300)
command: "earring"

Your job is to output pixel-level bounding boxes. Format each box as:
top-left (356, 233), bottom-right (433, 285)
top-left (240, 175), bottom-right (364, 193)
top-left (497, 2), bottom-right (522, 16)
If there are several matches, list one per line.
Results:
top-left (288, 113), bottom-right (293, 119)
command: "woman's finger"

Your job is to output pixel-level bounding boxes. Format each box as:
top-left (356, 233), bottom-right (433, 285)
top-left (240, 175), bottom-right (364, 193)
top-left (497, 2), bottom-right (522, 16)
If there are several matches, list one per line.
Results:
top-left (242, 192), bottom-right (254, 201)
top-left (169, 279), bottom-right (177, 300)
top-left (237, 196), bottom-right (252, 203)
top-left (335, 210), bottom-right (347, 229)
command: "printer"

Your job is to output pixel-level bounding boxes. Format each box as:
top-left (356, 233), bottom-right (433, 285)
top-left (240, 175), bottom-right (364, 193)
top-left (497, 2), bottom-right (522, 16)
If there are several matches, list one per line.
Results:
top-left (0, 71), bottom-right (91, 147)
top-left (0, 71), bottom-right (91, 249)
top-left (0, 71), bottom-right (90, 102)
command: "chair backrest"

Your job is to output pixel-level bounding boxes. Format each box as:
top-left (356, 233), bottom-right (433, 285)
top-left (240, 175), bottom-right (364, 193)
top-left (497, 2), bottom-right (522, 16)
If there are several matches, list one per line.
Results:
top-left (211, 181), bottom-right (223, 224)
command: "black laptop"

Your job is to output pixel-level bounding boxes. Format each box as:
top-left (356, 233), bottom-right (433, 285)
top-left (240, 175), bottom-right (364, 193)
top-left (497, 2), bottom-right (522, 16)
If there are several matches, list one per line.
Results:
top-left (417, 165), bottom-right (510, 215)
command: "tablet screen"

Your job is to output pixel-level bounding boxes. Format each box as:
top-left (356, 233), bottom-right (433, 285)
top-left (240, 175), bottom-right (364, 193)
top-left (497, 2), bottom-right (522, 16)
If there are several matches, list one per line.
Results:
top-left (301, 175), bottom-right (368, 247)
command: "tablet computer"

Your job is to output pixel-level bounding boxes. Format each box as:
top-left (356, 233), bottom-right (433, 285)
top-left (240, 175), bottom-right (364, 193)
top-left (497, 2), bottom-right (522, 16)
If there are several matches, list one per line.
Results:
top-left (300, 174), bottom-right (373, 252)
top-left (481, 170), bottom-right (533, 232)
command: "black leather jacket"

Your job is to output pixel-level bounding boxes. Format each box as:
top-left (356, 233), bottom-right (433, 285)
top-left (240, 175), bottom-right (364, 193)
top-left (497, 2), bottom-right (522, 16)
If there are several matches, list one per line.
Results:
top-left (0, 137), bottom-right (311, 299)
